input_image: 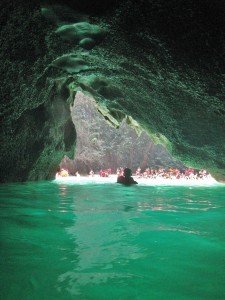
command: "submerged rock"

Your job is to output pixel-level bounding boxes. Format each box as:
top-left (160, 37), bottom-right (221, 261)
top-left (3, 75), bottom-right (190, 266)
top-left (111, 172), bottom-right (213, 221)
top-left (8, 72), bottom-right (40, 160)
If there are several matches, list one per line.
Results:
top-left (0, 0), bottom-right (225, 182)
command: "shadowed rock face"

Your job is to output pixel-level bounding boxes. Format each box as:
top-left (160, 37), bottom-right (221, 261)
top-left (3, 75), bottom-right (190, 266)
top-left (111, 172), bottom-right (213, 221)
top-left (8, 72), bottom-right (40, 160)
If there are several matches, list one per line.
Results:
top-left (0, 0), bottom-right (225, 182)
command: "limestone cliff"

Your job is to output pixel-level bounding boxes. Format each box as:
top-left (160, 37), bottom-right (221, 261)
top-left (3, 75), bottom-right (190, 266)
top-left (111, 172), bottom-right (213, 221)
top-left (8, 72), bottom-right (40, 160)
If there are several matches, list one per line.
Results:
top-left (0, 0), bottom-right (225, 182)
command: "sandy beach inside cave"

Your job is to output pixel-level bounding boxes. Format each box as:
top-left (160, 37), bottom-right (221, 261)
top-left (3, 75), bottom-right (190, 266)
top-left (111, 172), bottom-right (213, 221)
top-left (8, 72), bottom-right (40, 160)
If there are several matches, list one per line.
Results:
top-left (54, 174), bottom-right (221, 186)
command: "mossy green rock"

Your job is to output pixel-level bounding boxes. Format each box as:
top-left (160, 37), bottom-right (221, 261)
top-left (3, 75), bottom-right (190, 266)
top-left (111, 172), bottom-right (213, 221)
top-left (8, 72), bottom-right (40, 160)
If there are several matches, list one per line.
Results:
top-left (0, 0), bottom-right (225, 182)
top-left (51, 54), bottom-right (90, 73)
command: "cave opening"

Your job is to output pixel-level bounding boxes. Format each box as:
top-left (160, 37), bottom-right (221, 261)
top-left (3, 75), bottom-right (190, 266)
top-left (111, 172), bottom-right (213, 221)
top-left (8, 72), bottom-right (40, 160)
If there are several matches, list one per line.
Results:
top-left (59, 91), bottom-right (185, 177)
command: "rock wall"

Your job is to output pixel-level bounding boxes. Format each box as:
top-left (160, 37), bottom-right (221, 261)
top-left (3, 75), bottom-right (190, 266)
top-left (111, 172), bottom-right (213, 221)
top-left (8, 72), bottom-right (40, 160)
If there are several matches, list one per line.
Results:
top-left (0, 0), bottom-right (225, 182)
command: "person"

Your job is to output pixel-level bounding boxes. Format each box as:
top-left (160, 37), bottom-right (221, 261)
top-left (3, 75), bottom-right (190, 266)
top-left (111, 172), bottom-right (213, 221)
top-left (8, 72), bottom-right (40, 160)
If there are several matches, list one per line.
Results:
top-left (89, 169), bottom-right (94, 177)
top-left (117, 168), bottom-right (138, 185)
top-left (136, 167), bottom-right (142, 178)
top-left (61, 168), bottom-right (69, 177)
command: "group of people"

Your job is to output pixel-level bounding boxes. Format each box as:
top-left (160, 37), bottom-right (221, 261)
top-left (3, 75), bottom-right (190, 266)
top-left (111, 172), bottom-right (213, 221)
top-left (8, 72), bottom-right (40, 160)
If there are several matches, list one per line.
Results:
top-left (98, 168), bottom-right (112, 177)
top-left (134, 167), bottom-right (211, 180)
top-left (56, 166), bottom-right (212, 185)
top-left (116, 166), bottom-right (212, 185)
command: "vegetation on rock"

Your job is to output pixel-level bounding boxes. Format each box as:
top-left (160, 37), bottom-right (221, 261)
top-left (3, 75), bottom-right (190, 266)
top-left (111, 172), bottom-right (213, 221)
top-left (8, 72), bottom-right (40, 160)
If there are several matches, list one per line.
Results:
top-left (60, 92), bottom-right (184, 174)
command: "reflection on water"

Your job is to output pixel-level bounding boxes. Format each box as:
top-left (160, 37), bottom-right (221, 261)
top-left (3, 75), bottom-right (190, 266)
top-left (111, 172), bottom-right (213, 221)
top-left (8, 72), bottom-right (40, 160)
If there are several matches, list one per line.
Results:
top-left (57, 185), bottom-right (145, 296)
top-left (0, 182), bottom-right (225, 300)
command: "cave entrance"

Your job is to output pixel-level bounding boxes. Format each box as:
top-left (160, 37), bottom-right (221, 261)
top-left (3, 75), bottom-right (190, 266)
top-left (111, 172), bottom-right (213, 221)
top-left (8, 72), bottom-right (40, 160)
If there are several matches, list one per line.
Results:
top-left (59, 92), bottom-right (184, 176)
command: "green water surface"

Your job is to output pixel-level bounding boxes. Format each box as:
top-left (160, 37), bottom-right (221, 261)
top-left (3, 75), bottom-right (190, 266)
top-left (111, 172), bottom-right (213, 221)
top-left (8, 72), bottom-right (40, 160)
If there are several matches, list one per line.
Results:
top-left (0, 181), bottom-right (225, 300)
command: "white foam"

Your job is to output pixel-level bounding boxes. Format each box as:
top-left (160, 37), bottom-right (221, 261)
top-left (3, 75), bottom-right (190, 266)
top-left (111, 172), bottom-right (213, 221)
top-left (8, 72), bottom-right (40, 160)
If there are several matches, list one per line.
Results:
top-left (53, 175), bottom-right (222, 186)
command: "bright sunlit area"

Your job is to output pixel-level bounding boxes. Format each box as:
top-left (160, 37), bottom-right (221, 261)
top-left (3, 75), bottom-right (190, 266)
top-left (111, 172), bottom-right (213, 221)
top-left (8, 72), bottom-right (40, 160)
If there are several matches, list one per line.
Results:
top-left (55, 92), bottom-right (218, 186)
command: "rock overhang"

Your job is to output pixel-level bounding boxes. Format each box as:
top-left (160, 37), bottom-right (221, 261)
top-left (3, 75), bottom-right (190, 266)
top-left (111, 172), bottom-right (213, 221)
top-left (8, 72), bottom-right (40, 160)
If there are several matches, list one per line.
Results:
top-left (0, 0), bottom-right (225, 182)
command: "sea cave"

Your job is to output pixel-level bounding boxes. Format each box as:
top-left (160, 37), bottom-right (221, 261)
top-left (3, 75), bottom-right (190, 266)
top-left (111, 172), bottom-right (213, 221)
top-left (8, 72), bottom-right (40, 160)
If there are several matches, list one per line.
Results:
top-left (0, 0), bottom-right (225, 182)
top-left (1, 2), bottom-right (225, 299)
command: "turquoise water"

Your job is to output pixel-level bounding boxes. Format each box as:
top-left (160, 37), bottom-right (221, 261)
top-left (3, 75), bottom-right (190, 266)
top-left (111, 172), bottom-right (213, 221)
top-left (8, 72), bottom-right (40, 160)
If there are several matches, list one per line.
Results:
top-left (1, 180), bottom-right (225, 300)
